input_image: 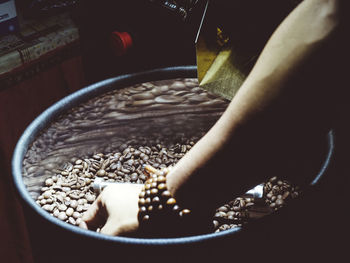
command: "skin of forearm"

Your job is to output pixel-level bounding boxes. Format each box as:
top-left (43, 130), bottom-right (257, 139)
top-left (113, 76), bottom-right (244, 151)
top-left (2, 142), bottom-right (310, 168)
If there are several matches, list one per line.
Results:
top-left (167, 0), bottom-right (339, 218)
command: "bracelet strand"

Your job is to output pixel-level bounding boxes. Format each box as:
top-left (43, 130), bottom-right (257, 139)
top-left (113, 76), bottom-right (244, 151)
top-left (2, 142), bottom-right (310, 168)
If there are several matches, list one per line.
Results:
top-left (138, 165), bottom-right (191, 227)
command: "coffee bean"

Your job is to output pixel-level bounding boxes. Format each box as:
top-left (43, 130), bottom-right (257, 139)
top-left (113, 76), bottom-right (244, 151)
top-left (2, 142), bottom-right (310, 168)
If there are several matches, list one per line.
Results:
top-left (68, 217), bottom-right (76, 225)
top-left (239, 200), bottom-right (246, 207)
top-left (61, 171), bottom-right (69, 176)
top-left (53, 209), bottom-right (60, 217)
top-left (227, 211), bottom-right (235, 217)
top-left (269, 177), bottom-right (277, 183)
top-left (85, 194), bottom-right (95, 203)
top-left (43, 191), bottom-right (51, 199)
top-left (214, 211), bottom-right (227, 218)
top-left (117, 171), bottom-right (124, 177)
top-left (245, 202), bottom-right (254, 208)
top-left (73, 212), bottom-right (81, 219)
top-left (93, 155), bottom-right (101, 160)
top-left (66, 207), bottom-right (74, 217)
top-left (218, 206), bottom-right (229, 213)
top-left (121, 168), bottom-right (130, 174)
top-left (276, 198), bottom-right (284, 206)
top-left (62, 187), bottom-right (71, 192)
top-left (266, 192), bottom-right (273, 199)
top-left (233, 206), bottom-right (240, 212)
top-left (282, 191), bottom-right (290, 199)
top-left (58, 204), bottom-right (67, 211)
top-left (78, 199), bottom-right (86, 205)
top-left (43, 204), bottom-right (53, 212)
top-left (52, 185), bottom-right (62, 191)
top-left (74, 165), bottom-right (83, 170)
top-left (69, 193), bottom-right (79, 200)
top-left (130, 173), bottom-right (138, 182)
top-left (70, 200), bottom-right (78, 209)
top-left (97, 169), bottom-right (106, 177)
top-left (213, 220), bottom-right (219, 229)
top-left (58, 212), bottom-right (68, 221)
top-left (45, 178), bottom-right (54, 186)
top-left (76, 218), bottom-right (82, 226)
top-left (108, 172), bottom-right (116, 179)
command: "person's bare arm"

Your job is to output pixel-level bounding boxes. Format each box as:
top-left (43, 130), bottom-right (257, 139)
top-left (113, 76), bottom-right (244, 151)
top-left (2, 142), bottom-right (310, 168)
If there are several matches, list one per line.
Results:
top-left (167, 0), bottom-right (340, 218)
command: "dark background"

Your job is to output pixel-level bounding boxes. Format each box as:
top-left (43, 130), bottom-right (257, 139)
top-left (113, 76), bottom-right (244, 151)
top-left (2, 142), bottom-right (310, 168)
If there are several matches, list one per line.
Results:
top-left (1, 0), bottom-right (349, 262)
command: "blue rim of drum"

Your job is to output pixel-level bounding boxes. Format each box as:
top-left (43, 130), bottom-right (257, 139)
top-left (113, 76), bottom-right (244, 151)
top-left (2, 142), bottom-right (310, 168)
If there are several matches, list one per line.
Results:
top-left (12, 65), bottom-right (335, 246)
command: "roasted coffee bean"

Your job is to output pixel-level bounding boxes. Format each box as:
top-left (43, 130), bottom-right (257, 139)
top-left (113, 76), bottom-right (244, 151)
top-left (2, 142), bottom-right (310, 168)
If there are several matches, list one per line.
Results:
top-left (58, 204), bottom-right (67, 211)
top-left (276, 198), bottom-right (284, 207)
top-left (85, 194), bottom-right (95, 203)
top-left (45, 178), bottom-right (54, 186)
top-left (72, 211), bottom-right (81, 219)
top-left (58, 212), bottom-right (68, 221)
top-left (42, 191), bottom-right (51, 199)
top-left (70, 200), bottom-right (78, 209)
top-left (76, 218), bottom-right (82, 226)
top-left (53, 209), bottom-right (60, 217)
top-left (43, 204), bottom-right (53, 212)
top-left (108, 172), bottom-right (116, 179)
top-left (78, 199), bottom-right (86, 205)
top-left (214, 211), bottom-right (227, 218)
top-left (130, 173), bottom-right (138, 182)
top-left (66, 207), bottom-right (74, 217)
top-left (68, 217), bottom-right (76, 225)
top-left (61, 171), bottom-right (69, 176)
top-left (62, 187), bottom-right (71, 192)
top-left (218, 206), bottom-right (229, 213)
top-left (74, 165), bottom-right (83, 170)
top-left (97, 169), bottom-right (106, 177)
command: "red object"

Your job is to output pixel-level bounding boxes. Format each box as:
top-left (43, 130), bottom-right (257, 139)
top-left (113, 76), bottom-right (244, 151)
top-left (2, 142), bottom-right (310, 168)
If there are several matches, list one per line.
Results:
top-left (110, 31), bottom-right (133, 56)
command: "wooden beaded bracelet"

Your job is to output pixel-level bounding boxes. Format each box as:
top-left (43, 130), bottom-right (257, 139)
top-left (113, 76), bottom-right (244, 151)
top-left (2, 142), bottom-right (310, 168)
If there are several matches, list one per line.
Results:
top-left (137, 165), bottom-right (191, 228)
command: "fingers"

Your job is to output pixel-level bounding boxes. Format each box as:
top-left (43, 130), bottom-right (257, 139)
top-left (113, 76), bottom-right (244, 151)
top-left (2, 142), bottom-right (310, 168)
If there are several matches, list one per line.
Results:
top-left (79, 183), bottom-right (142, 236)
top-left (100, 218), bottom-right (120, 236)
top-left (78, 220), bottom-right (88, 230)
top-left (100, 218), bottom-right (138, 237)
top-left (80, 197), bottom-right (106, 230)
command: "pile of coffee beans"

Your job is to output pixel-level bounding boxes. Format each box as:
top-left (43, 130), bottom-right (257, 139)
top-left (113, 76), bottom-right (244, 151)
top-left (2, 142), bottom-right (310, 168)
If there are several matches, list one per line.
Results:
top-left (23, 78), bottom-right (226, 198)
top-left (264, 176), bottom-right (300, 210)
top-left (35, 143), bottom-right (194, 226)
top-left (213, 197), bottom-right (254, 232)
top-left (35, 143), bottom-right (301, 233)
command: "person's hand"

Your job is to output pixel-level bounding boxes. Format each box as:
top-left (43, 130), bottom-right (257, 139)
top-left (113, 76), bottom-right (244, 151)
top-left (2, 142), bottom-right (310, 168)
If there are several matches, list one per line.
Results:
top-left (79, 183), bottom-right (143, 236)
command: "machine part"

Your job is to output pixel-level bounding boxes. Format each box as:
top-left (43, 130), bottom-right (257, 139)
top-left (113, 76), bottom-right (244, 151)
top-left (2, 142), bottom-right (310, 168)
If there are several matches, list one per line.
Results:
top-left (92, 177), bottom-right (116, 195)
top-left (92, 176), bottom-right (264, 198)
top-left (110, 31), bottom-right (133, 56)
top-left (148, 0), bottom-right (200, 20)
top-left (245, 184), bottom-right (264, 199)
top-left (195, 1), bottom-right (301, 100)
top-left (195, 0), bottom-right (256, 100)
